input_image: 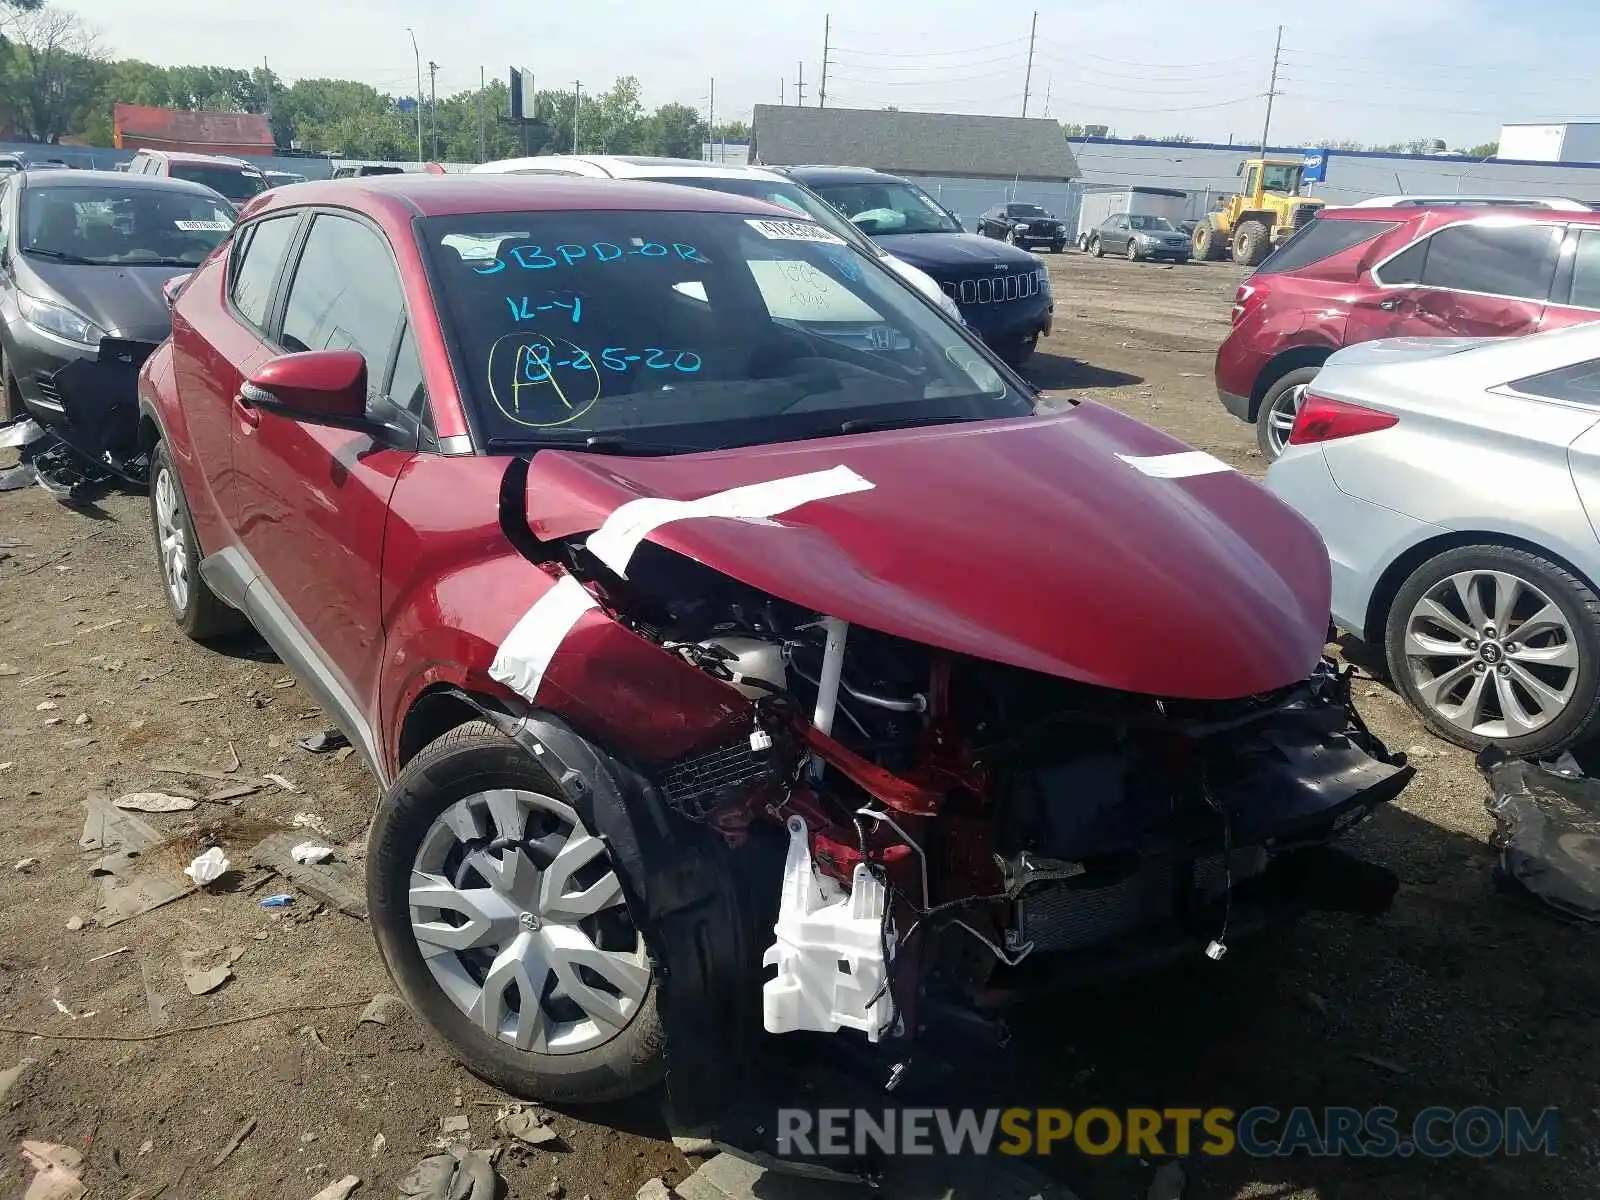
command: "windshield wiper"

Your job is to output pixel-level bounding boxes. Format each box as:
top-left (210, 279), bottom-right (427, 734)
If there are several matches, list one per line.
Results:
top-left (484, 434), bottom-right (712, 456)
top-left (836, 414), bottom-right (973, 435)
top-left (24, 248), bottom-right (97, 265)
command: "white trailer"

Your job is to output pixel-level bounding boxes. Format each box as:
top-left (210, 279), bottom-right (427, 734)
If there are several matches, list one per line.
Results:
top-left (1073, 185), bottom-right (1190, 246)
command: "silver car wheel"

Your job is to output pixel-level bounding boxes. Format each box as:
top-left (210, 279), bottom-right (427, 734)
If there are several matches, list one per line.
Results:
top-left (153, 466), bottom-right (189, 611)
top-left (1404, 569), bottom-right (1579, 739)
top-left (1265, 383), bottom-right (1309, 456)
top-left (409, 787), bottom-right (649, 1056)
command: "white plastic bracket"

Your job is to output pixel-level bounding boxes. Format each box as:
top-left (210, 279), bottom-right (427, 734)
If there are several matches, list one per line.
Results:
top-left (761, 814), bottom-right (894, 1042)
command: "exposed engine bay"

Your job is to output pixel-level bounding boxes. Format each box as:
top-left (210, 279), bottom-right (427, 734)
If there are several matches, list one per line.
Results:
top-left (511, 512), bottom-right (1416, 1056)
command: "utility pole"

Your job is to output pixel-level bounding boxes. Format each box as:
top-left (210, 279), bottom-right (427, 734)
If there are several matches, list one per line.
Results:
top-left (707, 77), bottom-right (714, 162)
top-left (427, 61), bottom-right (439, 159)
top-left (572, 81), bottom-right (582, 153)
top-left (1258, 24), bottom-right (1284, 155)
top-left (1022, 10), bottom-right (1038, 117)
top-left (405, 27), bottom-right (424, 161)
top-left (1042, 73), bottom-right (1052, 118)
top-left (477, 66), bottom-right (486, 161)
top-left (819, 14), bottom-right (829, 107)
top-left (795, 61), bottom-right (806, 108)
top-left (780, 78), bottom-right (785, 105)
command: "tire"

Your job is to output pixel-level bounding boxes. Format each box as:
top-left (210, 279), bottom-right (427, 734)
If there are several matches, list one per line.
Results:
top-left (1193, 220), bottom-right (1226, 262)
top-left (1005, 228), bottom-right (1019, 246)
top-left (1051, 241), bottom-right (1065, 253)
top-left (1126, 239), bottom-right (1141, 262)
top-left (148, 440), bottom-right (248, 642)
top-left (1077, 233), bottom-right (1090, 252)
top-left (368, 720), bottom-right (667, 1104)
top-left (1090, 237), bottom-right (1103, 258)
top-left (1254, 365), bottom-right (1320, 460)
top-left (1232, 219), bottom-right (1271, 266)
top-left (0, 346), bottom-right (21, 424)
top-left (1383, 546), bottom-right (1600, 756)
top-left (996, 334), bottom-right (1038, 366)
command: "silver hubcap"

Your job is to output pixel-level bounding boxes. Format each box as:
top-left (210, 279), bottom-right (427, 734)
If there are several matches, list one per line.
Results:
top-left (410, 788), bottom-right (649, 1055)
top-left (1404, 570), bottom-right (1580, 740)
top-left (1266, 383), bottom-right (1309, 455)
top-left (153, 467), bottom-right (189, 611)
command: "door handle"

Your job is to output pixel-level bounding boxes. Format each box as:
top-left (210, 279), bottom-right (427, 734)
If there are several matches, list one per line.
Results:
top-left (1378, 297), bottom-right (1402, 311)
top-left (232, 391), bottom-right (260, 428)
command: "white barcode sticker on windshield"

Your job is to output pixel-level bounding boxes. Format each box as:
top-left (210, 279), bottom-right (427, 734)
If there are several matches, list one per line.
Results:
top-left (746, 218), bottom-right (846, 245)
top-left (174, 219), bottom-right (231, 231)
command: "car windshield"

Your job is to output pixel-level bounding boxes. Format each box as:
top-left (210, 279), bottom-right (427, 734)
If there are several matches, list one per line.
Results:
top-left (169, 164), bottom-right (268, 201)
top-left (1009, 205), bottom-right (1049, 217)
top-left (20, 185), bottom-right (235, 266)
top-left (421, 209), bottom-right (1030, 452)
top-left (1128, 216), bottom-right (1174, 231)
top-left (808, 180), bottom-right (962, 236)
top-left (1261, 164), bottom-right (1300, 193)
top-left (651, 176), bottom-right (888, 261)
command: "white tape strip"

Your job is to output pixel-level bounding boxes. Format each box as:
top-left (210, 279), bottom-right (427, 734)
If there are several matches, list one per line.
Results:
top-left (585, 464), bottom-right (874, 579)
top-left (1116, 450), bottom-right (1233, 479)
top-left (488, 574), bottom-right (598, 702)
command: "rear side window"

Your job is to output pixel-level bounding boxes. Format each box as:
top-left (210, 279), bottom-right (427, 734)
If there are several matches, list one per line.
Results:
top-left (1254, 218), bottom-right (1398, 276)
top-left (229, 214), bottom-right (298, 329)
top-left (1510, 358), bottom-right (1600, 404)
top-left (1377, 222), bottom-right (1561, 300)
top-left (1563, 228), bottom-right (1600, 309)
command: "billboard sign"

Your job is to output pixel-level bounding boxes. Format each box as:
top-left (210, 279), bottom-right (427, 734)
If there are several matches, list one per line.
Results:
top-left (1302, 149), bottom-right (1328, 183)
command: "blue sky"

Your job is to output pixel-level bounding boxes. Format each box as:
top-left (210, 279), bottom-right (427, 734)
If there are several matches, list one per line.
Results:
top-left (67, 0), bottom-right (1595, 149)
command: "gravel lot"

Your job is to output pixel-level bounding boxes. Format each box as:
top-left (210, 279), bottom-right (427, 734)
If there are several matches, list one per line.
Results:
top-left (1, 251), bottom-right (1595, 1200)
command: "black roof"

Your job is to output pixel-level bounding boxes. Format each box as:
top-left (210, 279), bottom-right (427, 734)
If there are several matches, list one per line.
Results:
top-left (18, 168), bottom-right (229, 199)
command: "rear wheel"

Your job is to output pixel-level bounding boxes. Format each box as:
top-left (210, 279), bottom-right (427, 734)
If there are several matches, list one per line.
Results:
top-left (148, 440), bottom-right (248, 642)
top-left (1254, 365), bottom-right (1319, 460)
top-left (1232, 219), bottom-right (1271, 266)
top-left (1050, 240), bottom-right (1065, 253)
top-left (368, 721), bottom-right (666, 1103)
top-left (1384, 546), bottom-right (1600, 755)
top-left (1193, 220), bottom-right (1226, 261)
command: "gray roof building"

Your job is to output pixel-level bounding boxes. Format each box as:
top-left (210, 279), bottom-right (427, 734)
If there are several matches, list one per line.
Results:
top-left (751, 105), bottom-right (1079, 182)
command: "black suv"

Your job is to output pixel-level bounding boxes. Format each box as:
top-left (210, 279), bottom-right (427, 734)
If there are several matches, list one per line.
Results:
top-left (780, 166), bottom-right (1053, 365)
top-left (976, 202), bottom-right (1067, 251)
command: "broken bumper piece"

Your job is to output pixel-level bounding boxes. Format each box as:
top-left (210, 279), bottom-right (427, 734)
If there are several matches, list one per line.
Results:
top-left (1480, 746), bottom-right (1600, 924)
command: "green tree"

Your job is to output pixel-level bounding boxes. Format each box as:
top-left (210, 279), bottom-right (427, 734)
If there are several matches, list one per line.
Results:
top-left (1467, 141), bottom-right (1498, 158)
top-left (637, 102), bottom-right (704, 158)
top-left (0, 6), bottom-right (107, 143)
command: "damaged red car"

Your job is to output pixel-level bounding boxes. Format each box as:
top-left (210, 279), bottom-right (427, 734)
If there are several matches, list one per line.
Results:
top-left (137, 174), bottom-right (1413, 1113)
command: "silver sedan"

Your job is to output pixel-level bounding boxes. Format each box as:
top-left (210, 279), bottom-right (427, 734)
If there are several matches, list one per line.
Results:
top-left (1266, 322), bottom-right (1600, 756)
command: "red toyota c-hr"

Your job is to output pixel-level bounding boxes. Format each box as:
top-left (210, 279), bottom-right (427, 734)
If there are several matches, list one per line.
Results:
top-left (137, 174), bottom-right (1410, 1118)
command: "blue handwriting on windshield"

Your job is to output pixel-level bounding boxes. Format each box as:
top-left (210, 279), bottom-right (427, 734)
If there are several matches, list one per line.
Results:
top-left (819, 246), bottom-right (862, 282)
top-left (505, 293), bottom-right (582, 323)
top-left (521, 343), bottom-right (702, 379)
top-left (473, 240), bottom-right (709, 274)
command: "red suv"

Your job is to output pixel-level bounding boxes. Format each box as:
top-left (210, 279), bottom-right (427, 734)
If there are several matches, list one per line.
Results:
top-left (137, 174), bottom-right (1409, 1120)
top-left (1216, 204), bottom-right (1600, 459)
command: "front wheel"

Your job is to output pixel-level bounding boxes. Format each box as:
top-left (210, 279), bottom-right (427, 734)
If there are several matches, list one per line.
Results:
top-left (1090, 237), bottom-right (1103, 258)
top-left (367, 721), bottom-right (666, 1104)
top-left (148, 441), bottom-right (248, 642)
top-left (1255, 366), bottom-right (1319, 461)
top-left (1126, 240), bottom-right (1141, 262)
top-left (1384, 546), bottom-right (1600, 756)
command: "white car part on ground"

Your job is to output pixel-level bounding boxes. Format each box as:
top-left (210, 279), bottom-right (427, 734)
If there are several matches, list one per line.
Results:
top-left (762, 814), bottom-right (894, 1042)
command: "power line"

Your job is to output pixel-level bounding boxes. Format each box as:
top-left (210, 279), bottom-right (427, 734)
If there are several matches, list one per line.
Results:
top-left (826, 49), bottom-right (1028, 72)
top-left (1032, 40), bottom-right (1264, 70)
top-left (819, 33), bottom-right (1032, 58)
top-left (827, 69), bottom-right (1023, 87)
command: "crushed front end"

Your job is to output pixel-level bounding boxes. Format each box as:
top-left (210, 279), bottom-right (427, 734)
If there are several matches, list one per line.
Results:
top-left (506, 521), bottom-right (1413, 1067)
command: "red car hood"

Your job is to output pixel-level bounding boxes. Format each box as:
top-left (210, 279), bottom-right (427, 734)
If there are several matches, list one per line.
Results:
top-left (523, 403), bottom-right (1331, 700)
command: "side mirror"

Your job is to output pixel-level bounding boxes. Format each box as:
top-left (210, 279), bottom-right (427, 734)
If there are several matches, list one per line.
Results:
top-left (161, 273), bottom-right (190, 310)
top-left (242, 349), bottom-right (368, 426)
top-left (1235, 162), bottom-right (1245, 177)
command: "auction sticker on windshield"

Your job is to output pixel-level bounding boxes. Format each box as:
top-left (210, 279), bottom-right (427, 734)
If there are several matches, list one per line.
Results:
top-left (747, 218), bottom-right (846, 245)
top-left (174, 219), bottom-right (231, 231)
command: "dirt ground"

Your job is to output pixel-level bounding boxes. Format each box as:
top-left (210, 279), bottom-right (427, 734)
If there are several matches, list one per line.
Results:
top-left (1, 251), bottom-right (1596, 1200)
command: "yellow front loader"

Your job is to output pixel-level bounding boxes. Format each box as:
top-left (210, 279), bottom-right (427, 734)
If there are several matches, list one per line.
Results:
top-left (1191, 157), bottom-right (1325, 266)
